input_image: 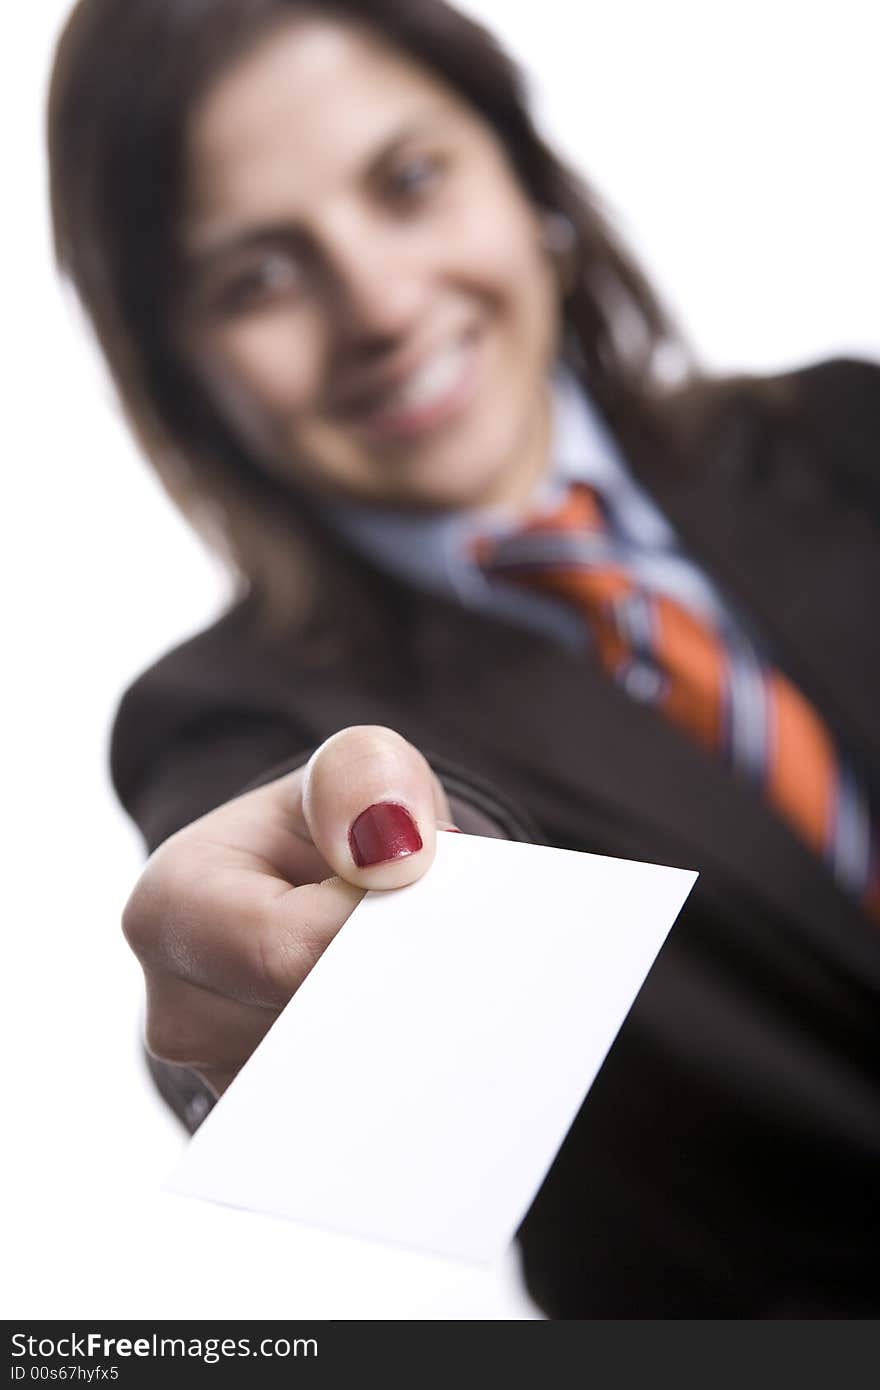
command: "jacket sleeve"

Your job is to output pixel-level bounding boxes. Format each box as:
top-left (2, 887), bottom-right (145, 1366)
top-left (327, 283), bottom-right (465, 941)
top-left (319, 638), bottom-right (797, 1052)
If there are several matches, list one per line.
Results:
top-left (111, 670), bottom-right (542, 854)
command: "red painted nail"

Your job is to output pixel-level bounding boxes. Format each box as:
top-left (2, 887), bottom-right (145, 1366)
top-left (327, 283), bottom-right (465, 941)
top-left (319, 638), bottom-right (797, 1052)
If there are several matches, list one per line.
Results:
top-left (349, 802), bottom-right (423, 868)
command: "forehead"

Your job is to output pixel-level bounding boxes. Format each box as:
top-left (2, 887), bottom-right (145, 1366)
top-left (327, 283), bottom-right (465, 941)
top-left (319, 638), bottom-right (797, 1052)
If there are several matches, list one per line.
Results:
top-left (182, 17), bottom-right (465, 231)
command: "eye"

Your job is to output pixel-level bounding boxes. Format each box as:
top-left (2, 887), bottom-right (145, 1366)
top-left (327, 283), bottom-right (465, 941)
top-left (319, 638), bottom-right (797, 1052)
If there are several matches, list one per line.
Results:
top-left (214, 249), bottom-right (303, 317)
top-left (383, 152), bottom-right (445, 207)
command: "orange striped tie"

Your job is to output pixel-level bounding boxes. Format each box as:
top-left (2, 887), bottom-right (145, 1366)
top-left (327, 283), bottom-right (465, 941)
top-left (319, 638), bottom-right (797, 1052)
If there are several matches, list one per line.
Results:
top-left (473, 482), bottom-right (879, 922)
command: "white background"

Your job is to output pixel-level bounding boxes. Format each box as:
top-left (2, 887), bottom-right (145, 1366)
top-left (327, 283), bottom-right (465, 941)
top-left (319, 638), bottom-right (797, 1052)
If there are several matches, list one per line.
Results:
top-left (4, 0), bottom-right (878, 1320)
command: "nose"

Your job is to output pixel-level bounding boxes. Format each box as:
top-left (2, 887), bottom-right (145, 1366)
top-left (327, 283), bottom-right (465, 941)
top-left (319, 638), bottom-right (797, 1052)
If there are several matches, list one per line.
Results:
top-left (322, 222), bottom-right (427, 354)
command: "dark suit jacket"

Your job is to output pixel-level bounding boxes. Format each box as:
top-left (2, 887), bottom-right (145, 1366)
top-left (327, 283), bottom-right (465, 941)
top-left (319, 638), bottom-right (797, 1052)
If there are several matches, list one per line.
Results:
top-left (112, 357), bottom-right (880, 1317)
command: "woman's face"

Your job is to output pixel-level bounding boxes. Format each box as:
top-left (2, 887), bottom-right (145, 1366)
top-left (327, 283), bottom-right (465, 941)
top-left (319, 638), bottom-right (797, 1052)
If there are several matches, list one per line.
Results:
top-left (176, 17), bottom-right (562, 511)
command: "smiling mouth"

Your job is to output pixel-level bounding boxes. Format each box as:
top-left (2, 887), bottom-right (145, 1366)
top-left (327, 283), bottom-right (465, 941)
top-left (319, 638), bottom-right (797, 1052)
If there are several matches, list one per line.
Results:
top-left (339, 331), bottom-right (482, 441)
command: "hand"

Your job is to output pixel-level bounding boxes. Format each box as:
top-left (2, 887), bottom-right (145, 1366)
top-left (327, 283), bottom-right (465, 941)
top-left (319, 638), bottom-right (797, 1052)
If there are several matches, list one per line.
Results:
top-left (123, 726), bottom-right (453, 1095)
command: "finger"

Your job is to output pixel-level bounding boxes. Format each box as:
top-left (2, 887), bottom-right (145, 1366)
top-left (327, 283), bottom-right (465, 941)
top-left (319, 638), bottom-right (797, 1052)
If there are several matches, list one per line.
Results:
top-left (127, 843), bottom-right (363, 1008)
top-left (144, 971), bottom-right (278, 1075)
top-left (196, 765), bottom-right (332, 888)
top-left (300, 725), bottom-right (451, 888)
top-left (198, 1066), bottom-right (237, 1098)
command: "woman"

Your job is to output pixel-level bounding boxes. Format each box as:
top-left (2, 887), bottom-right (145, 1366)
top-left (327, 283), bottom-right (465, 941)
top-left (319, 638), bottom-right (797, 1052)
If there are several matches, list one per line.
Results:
top-left (48, 0), bottom-right (880, 1316)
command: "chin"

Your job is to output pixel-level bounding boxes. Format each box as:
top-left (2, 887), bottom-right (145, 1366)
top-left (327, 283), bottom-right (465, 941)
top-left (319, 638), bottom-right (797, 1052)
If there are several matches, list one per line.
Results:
top-left (292, 399), bottom-right (539, 512)
top-left (382, 454), bottom-right (510, 513)
top-left (392, 411), bottom-right (535, 511)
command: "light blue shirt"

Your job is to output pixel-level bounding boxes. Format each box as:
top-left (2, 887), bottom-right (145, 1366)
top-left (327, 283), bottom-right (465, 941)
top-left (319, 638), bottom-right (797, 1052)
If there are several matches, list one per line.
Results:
top-left (320, 367), bottom-right (734, 653)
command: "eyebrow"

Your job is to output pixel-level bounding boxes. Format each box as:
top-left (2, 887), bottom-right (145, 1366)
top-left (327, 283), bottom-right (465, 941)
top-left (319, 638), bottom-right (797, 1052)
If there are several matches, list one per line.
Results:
top-left (182, 109), bottom-right (455, 272)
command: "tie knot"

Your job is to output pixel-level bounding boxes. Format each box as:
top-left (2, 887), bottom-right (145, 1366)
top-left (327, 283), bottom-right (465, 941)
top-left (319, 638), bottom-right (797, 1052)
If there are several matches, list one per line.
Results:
top-left (469, 481), bottom-right (605, 568)
top-left (524, 480), bottom-right (605, 535)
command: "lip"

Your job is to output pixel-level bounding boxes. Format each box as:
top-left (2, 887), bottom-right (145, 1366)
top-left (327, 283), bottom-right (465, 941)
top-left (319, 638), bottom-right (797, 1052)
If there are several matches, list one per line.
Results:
top-left (333, 329), bottom-right (483, 442)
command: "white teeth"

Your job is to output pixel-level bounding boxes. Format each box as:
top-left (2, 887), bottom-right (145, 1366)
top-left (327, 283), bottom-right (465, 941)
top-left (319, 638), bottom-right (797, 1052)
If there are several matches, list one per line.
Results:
top-left (382, 344), bottom-right (467, 412)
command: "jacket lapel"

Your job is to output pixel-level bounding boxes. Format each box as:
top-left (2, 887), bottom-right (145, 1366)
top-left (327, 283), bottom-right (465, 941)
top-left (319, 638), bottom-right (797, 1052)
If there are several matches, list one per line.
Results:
top-left (625, 372), bottom-right (880, 780)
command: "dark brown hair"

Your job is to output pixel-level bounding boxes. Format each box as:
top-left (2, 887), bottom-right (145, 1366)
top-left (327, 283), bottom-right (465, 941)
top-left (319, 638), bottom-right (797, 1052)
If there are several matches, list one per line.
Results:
top-left (48, 0), bottom-right (688, 634)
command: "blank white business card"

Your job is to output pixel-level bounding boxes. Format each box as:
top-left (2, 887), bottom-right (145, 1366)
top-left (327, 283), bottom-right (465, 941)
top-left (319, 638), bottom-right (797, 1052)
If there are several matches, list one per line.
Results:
top-left (167, 833), bottom-right (696, 1263)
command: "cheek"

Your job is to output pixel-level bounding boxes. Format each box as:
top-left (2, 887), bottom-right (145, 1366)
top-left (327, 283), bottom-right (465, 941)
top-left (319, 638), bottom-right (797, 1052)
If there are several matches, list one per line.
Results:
top-left (202, 313), bottom-right (325, 421)
top-left (447, 190), bottom-right (558, 351)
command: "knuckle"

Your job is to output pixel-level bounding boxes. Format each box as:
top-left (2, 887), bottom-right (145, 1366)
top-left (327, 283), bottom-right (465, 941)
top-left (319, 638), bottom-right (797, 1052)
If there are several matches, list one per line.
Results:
top-left (121, 875), bottom-right (156, 959)
top-left (121, 838), bottom-right (201, 967)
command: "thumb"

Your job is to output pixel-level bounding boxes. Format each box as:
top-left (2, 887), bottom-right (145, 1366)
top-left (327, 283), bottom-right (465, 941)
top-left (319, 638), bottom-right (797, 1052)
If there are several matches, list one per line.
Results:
top-left (300, 725), bottom-right (451, 889)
